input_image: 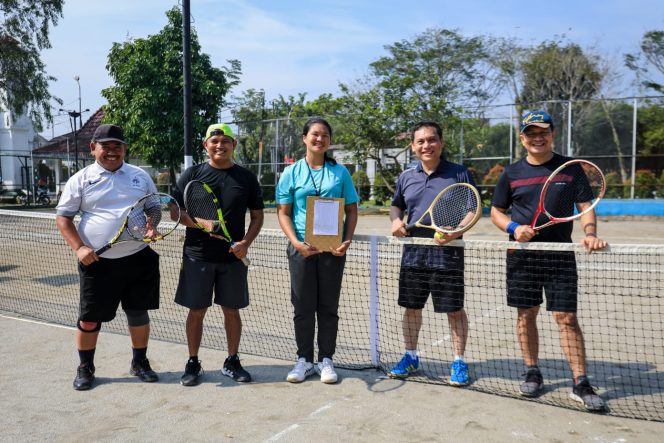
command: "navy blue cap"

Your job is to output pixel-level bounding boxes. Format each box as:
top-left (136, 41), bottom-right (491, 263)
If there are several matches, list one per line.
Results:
top-left (520, 111), bottom-right (554, 133)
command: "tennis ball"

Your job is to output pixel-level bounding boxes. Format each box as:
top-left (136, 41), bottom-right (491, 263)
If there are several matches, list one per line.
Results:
top-left (434, 231), bottom-right (445, 240)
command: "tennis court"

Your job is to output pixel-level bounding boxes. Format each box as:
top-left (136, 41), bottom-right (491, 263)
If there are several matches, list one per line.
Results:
top-left (1, 209), bottom-right (663, 441)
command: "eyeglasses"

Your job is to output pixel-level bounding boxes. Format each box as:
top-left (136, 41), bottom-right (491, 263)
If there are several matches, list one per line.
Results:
top-left (522, 130), bottom-right (552, 139)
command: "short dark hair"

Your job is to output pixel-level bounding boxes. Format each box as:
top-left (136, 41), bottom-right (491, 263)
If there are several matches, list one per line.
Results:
top-left (410, 121), bottom-right (442, 141)
top-left (302, 117), bottom-right (336, 165)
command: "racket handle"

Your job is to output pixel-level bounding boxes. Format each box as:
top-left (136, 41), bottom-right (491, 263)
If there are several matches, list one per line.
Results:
top-left (94, 244), bottom-right (110, 256)
top-left (230, 241), bottom-right (251, 267)
top-left (404, 223), bottom-right (416, 232)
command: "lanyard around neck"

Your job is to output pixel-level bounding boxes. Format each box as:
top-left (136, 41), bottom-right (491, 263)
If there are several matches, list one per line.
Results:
top-left (305, 160), bottom-right (325, 196)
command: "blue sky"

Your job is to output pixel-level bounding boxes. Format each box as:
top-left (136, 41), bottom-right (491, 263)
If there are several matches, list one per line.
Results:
top-left (42, 0), bottom-right (664, 138)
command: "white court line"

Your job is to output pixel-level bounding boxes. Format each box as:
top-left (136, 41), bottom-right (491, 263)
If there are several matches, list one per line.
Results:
top-left (0, 313), bottom-right (75, 330)
top-left (264, 403), bottom-right (334, 442)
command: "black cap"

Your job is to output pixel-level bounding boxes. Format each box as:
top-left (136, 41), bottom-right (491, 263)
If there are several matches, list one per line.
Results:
top-left (93, 124), bottom-right (126, 143)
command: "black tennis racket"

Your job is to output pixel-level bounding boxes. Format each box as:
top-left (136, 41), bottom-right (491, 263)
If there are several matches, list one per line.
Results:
top-left (405, 183), bottom-right (482, 236)
top-left (184, 180), bottom-right (250, 266)
top-left (95, 193), bottom-right (180, 256)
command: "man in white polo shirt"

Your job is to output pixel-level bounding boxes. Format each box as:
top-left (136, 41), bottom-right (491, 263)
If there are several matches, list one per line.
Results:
top-left (56, 124), bottom-right (161, 391)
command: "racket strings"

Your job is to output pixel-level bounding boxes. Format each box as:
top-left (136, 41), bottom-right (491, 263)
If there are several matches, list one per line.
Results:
top-left (544, 164), bottom-right (604, 219)
top-left (185, 184), bottom-right (221, 226)
top-left (431, 186), bottom-right (479, 232)
top-left (126, 194), bottom-right (178, 240)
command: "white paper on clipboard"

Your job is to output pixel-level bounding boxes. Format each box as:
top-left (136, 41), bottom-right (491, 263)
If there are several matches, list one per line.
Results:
top-left (312, 199), bottom-right (340, 235)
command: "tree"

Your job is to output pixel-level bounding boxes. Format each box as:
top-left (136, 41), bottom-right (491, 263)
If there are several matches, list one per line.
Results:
top-left (334, 28), bottom-right (495, 194)
top-left (625, 30), bottom-right (664, 94)
top-left (102, 7), bottom-right (241, 185)
top-left (0, 0), bottom-right (63, 130)
top-left (520, 41), bottom-right (604, 158)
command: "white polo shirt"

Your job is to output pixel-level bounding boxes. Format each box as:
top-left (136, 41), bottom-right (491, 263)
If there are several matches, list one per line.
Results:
top-left (57, 161), bottom-right (157, 259)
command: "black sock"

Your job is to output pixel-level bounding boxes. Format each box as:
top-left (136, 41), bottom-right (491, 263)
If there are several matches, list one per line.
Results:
top-left (132, 347), bottom-right (147, 362)
top-left (78, 349), bottom-right (96, 367)
top-left (189, 356), bottom-right (199, 363)
top-left (527, 364), bottom-right (540, 372)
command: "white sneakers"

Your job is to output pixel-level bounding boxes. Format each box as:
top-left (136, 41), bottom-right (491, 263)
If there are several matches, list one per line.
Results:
top-left (286, 358), bottom-right (315, 383)
top-left (286, 357), bottom-right (338, 384)
top-left (315, 358), bottom-right (338, 384)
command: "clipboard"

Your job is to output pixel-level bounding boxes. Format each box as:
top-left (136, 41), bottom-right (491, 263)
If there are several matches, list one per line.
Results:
top-left (304, 196), bottom-right (345, 250)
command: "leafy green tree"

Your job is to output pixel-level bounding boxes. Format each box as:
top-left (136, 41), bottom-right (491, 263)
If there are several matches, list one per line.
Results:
top-left (0, 0), bottom-right (63, 130)
top-left (520, 41), bottom-right (604, 157)
top-left (625, 30), bottom-right (664, 93)
top-left (352, 170), bottom-right (371, 202)
top-left (102, 7), bottom-right (241, 184)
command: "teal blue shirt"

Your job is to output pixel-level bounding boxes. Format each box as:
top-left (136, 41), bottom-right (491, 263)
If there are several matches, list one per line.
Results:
top-left (276, 159), bottom-right (359, 241)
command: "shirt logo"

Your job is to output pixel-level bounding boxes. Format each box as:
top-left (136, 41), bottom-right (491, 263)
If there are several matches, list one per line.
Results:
top-left (131, 177), bottom-right (141, 188)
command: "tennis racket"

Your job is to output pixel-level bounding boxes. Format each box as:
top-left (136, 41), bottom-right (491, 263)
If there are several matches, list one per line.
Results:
top-left (405, 183), bottom-right (482, 236)
top-left (95, 193), bottom-right (181, 256)
top-left (183, 180), bottom-right (250, 266)
top-left (531, 159), bottom-right (606, 231)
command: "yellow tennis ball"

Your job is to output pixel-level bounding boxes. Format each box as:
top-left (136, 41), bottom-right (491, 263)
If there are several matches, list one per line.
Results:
top-left (434, 231), bottom-right (445, 240)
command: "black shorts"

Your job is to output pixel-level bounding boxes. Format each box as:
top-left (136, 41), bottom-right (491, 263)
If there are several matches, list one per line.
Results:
top-left (78, 246), bottom-right (160, 322)
top-left (174, 254), bottom-right (249, 310)
top-left (398, 266), bottom-right (465, 313)
top-left (398, 244), bottom-right (464, 313)
top-left (506, 249), bottom-right (578, 312)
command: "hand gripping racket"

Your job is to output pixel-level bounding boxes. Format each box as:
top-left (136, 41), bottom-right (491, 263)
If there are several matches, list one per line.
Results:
top-left (95, 193), bottom-right (181, 255)
top-left (184, 180), bottom-right (250, 266)
top-left (530, 159), bottom-right (606, 231)
top-left (405, 183), bottom-right (482, 236)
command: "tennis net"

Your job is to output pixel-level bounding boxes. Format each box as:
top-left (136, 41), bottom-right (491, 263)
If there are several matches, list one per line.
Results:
top-left (1, 210), bottom-right (662, 421)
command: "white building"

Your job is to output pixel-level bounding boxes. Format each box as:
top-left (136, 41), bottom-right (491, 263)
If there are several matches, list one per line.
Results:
top-left (0, 106), bottom-right (45, 189)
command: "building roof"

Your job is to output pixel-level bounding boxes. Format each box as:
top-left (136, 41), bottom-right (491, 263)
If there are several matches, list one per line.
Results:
top-left (32, 108), bottom-right (105, 159)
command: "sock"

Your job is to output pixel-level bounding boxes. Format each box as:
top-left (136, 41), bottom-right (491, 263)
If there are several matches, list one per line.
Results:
top-left (189, 356), bottom-right (199, 363)
top-left (527, 364), bottom-right (540, 371)
top-left (575, 375), bottom-right (588, 385)
top-left (132, 347), bottom-right (147, 362)
top-left (78, 348), bottom-right (96, 367)
top-left (454, 355), bottom-right (464, 362)
top-left (406, 349), bottom-right (418, 359)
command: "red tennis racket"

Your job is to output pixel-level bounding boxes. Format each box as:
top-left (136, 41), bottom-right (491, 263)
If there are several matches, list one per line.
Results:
top-left (530, 159), bottom-right (605, 231)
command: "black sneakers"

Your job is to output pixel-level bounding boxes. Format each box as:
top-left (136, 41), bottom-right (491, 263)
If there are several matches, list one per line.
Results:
top-left (181, 359), bottom-right (203, 386)
top-left (221, 354), bottom-right (251, 382)
top-left (571, 378), bottom-right (606, 412)
top-left (130, 358), bottom-right (159, 382)
top-left (519, 367), bottom-right (544, 397)
top-left (73, 364), bottom-right (95, 391)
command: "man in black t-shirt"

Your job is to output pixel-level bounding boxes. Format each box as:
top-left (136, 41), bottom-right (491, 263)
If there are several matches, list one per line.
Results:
top-left (172, 123), bottom-right (264, 386)
top-left (491, 111), bottom-right (608, 411)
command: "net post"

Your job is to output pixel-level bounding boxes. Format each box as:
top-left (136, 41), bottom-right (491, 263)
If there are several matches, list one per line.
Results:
top-left (369, 235), bottom-right (380, 367)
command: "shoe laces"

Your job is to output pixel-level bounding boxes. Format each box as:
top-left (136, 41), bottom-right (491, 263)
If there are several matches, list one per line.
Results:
top-left (575, 379), bottom-right (599, 397)
top-left (451, 360), bottom-right (467, 372)
top-left (293, 359), bottom-right (310, 371)
top-left (135, 358), bottom-right (153, 372)
top-left (77, 364), bottom-right (93, 376)
top-left (522, 369), bottom-right (543, 384)
top-left (185, 359), bottom-right (201, 373)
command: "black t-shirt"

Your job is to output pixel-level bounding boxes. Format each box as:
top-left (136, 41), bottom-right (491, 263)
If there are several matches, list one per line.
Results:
top-left (492, 153), bottom-right (574, 243)
top-left (173, 162), bottom-right (264, 262)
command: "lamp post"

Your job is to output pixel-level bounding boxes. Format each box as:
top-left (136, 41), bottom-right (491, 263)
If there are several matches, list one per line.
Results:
top-left (59, 107), bottom-right (89, 172)
top-left (74, 76), bottom-right (82, 129)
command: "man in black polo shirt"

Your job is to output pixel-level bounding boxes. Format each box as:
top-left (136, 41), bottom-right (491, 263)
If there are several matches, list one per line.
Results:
top-left (491, 110), bottom-right (608, 411)
top-left (388, 121), bottom-right (476, 386)
top-left (173, 123), bottom-right (264, 386)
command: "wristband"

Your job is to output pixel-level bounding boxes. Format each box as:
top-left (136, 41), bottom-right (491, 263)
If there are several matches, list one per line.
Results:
top-left (506, 221), bottom-right (519, 235)
top-left (585, 233), bottom-right (597, 238)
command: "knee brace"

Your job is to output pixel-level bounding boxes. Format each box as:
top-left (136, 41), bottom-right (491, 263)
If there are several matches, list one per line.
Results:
top-left (124, 309), bottom-right (150, 327)
top-left (77, 320), bottom-right (101, 333)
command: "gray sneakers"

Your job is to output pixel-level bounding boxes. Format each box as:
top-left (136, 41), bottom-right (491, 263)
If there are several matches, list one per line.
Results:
top-left (519, 367), bottom-right (543, 397)
top-left (571, 378), bottom-right (606, 412)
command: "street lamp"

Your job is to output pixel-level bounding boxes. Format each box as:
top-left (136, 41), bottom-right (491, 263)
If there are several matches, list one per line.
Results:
top-left (74, 76), bottom-right (82, 129)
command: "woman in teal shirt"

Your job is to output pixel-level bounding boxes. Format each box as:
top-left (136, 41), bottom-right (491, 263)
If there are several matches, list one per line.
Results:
top-left (276, 117), bottom-right (359, 384)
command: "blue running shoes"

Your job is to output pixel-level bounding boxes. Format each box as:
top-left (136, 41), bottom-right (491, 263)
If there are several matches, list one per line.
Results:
top-left (389, 353), bottom-right (420, 379)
